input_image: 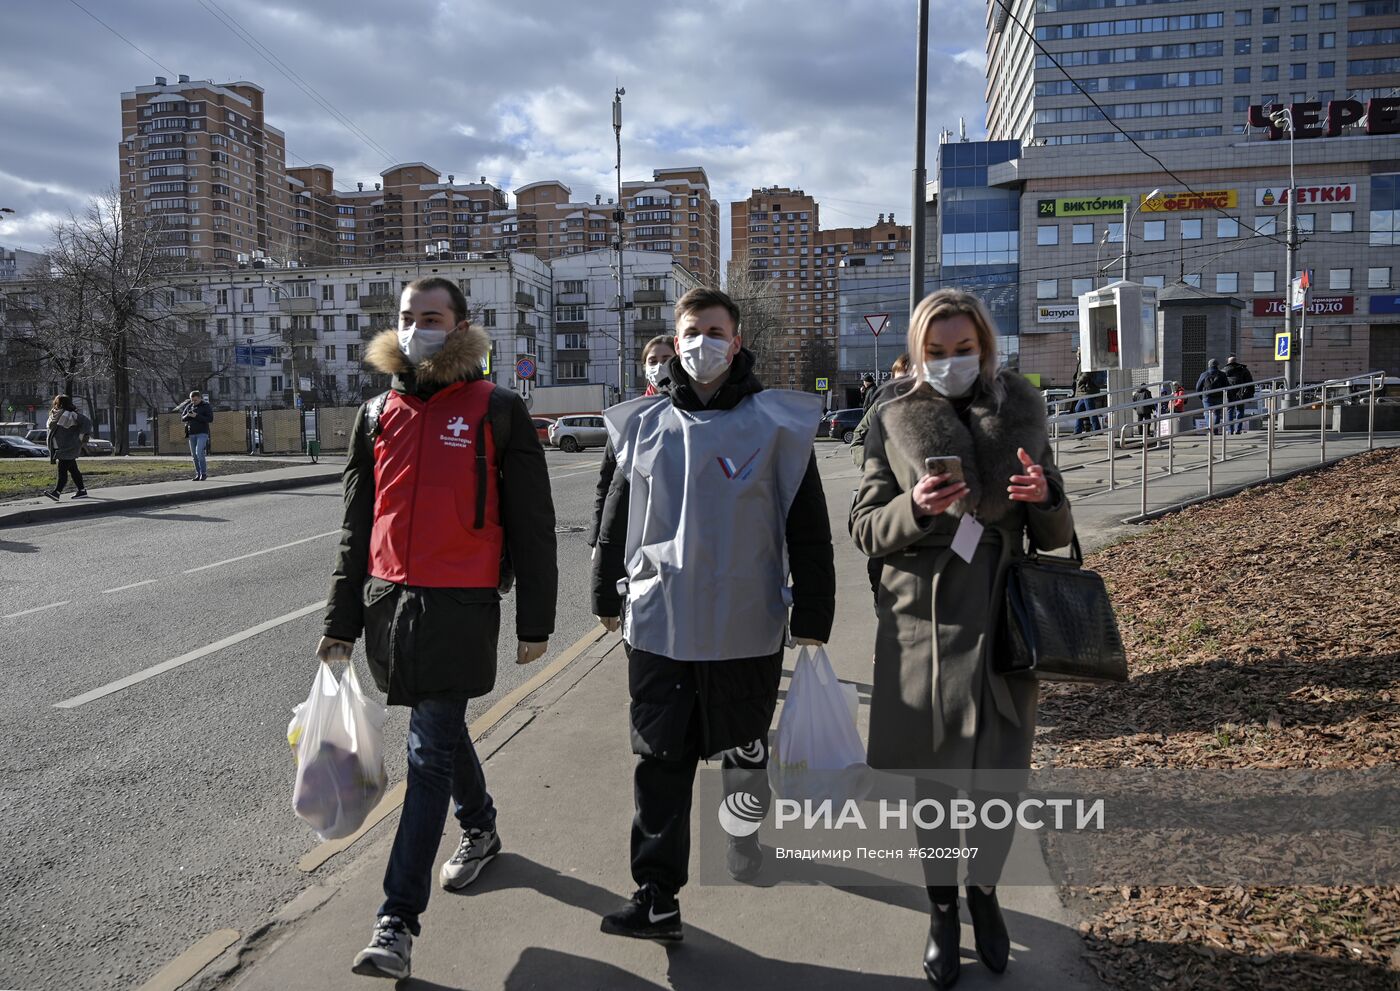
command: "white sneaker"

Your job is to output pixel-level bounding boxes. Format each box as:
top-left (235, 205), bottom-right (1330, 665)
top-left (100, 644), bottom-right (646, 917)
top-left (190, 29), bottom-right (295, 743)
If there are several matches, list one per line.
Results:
top-left (351, 915), bottom-right (411, 980)
top-left (439, 826), bottom-right (501, 891)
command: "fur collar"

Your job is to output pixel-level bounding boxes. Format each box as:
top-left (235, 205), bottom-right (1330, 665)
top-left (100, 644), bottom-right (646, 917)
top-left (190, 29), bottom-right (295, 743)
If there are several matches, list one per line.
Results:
top-left (879, 372), bottom-right (1049, 525)
top-left (365, 325), bottom-right (491, 386)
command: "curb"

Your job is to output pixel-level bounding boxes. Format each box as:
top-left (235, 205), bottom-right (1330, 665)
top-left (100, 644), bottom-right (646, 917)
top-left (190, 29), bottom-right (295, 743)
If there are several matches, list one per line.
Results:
top-left (0, 469), bottom-right (343, 529)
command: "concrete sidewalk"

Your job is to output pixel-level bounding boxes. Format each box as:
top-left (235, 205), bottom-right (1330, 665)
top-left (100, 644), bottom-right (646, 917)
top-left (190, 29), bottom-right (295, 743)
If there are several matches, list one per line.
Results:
top-left (0, 459), bottom-right (345, 528)
top-left (210, 477), bottom-right (1102, 991)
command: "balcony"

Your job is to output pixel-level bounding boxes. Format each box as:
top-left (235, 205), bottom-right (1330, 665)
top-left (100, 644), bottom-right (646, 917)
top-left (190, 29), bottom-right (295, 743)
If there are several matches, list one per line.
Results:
top-left (277, 295), bottom-right (317, 314)
top-left (515, 291), bottom-right (535, 308)
top-left (557, 348), bottom-right (589, 362)
top-left (634, 318), bottom-right (667, 335)
top-left (284, 327), bottom-right (318, 345)
top-left (359, 293), bottom-right (396, 312)
top-left (633, 289), bottom-right (666, 304)
top-left (557, 291), bottom-right (588, 305)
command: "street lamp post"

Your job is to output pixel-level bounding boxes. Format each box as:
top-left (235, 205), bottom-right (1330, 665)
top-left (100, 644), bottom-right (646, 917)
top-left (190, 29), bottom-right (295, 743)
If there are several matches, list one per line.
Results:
top-left (1269, 107), bottom-right (1300, 403)
top-left (1122, 188), bottom-right (1161, 282)
top-left (613, 88), bottom-right (626, 405)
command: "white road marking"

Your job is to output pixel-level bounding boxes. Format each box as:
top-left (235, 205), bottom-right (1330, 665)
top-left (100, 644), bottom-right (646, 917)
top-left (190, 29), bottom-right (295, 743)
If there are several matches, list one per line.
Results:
top-left (54, 602), bottom-right (323, 709)
top-left (182, 530), bottom-right (339, 574)
top-left (4, 600), bottom-right (71, 619)
top-left (549, 466), bottom-right (605, 480)
top-left (102, 580), bottom-right (157, 594)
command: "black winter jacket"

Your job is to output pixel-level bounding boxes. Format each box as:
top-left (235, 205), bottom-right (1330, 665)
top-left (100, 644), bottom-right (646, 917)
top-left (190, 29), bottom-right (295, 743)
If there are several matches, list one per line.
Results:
top-left (323, 326), bottom-right (558, 706)
top-left (1196, 367), bottom-right (1230, 402)
top-left (1222, 360), bottom-right (1255, 402)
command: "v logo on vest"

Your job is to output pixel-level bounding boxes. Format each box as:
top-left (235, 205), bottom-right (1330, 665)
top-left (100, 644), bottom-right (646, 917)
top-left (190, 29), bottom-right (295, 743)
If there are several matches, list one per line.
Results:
top-left (440, 415), bottom-right (473, 449)
top-left (716, 449), bottom-right (761, 481)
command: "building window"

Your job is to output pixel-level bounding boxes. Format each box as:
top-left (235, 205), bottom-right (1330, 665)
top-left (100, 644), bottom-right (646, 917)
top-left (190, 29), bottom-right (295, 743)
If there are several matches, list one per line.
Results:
top-left (1216, 272), bottom-right (1239, 293)
top-left (1296, 213), bottom-right (1315, 233)
top-left (1320, 31), bottom-right (1335, 48)
top-left (287, 281), bottom-right (311, 298)
top-left (323, 315), bottom-right (335, 334)
top-left (1142, 274), bottom-right (1166, 288)
top-left (1234, 66), bottom-right (1251, 83)
top-left (1184, 273), bottom-right (1202, 288)
top-left (347, 344), bottom-right (361, 361)
top-left (1263, 35), bottom-right (1281, 52)
top-left (1328, 211), bottom-right (1353, 233)
top-left (1072, 223), bottom-right (1094, 245)
top-left (346, 313), bottom-right (359, 333)
top-left (1071, 277), bottom-right (1094, 296)
top-left (1143, 220), bottom-right (1165, 241)
top-left (1106, 222), bottom-right (1123, 243)
top-left (344, 284), bottom-right (359, 301)
top-left (1290, 62), bottom-right (1308, 79)
top-left (1263, 6), bottom-right (1280, 23)
top-left (1292, 3), bottom-right (1308, 18)
top-left (1037, 279), bottom-right (1058, 300)
top-left (482, 309), bottom-right (496, 327)
top-left (323, 346), bottom-right (337, 361)
top-left (558, 361), bottom-right (587, 380)
top-left (321, 284), bottom-right (335, 301)
top-left (1037, 225), bottom-right (1059, 246)
top-left (1319, 61), bottom-right (1336, 76)
top-left (1217, 216), bottom-right (1240, 238)
top-left (1254, 216), bottom-right (1278, 236)
top-left (1262, 64), bottom-right (1280, 81)
top-left (1254, 271), bottom-right (1276, 291)
top-left (1180, 219), bottom-right (1202, 239)
top-left (1235, 9), bottom-right (1252, 24)
top-left (1235, 37), bottom-right (1252, 54)
top-left (1369, 267), bottom-right (1391, 288)
top-left (1326, 326), bottom-right (1352, 347)
top-left (1329, 268), bottom-right (1351, 290)
top-left (1320, 2), bottom-right (1336, 16)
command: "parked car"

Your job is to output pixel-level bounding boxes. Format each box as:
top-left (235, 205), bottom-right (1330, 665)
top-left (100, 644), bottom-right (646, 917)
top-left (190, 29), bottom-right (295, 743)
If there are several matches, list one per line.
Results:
top-left (25, 429), bottom-right (46, 444)
top-left (531, 416), bottom-right (556, 444)
top-left (547, 414), bottom-right (608, 453)
top-left (26, 427), bottom-right (114, 456)
top-left (0, 435), bottom-right (49, 458)
top-left (823, 408), bottom-right (864, 445)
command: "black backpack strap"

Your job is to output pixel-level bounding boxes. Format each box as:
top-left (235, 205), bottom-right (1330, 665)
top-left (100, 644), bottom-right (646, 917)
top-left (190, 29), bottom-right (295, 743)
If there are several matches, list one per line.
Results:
top-left (473, 385), bottom-right (514, 529)
top-left (365, 390), bottom-right (391, 441)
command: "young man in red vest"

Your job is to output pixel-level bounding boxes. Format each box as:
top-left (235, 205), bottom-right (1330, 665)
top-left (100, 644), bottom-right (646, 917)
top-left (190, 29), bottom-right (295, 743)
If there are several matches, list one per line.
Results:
top-left (317, 277), bottom-right (557, 980)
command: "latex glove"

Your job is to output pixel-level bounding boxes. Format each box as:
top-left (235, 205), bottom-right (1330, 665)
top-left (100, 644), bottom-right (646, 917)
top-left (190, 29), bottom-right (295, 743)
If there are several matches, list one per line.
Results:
top-left (517, 640), bottom-right (548, 665)
top-left (597, 616), bottom-right (621, 633)
top-left (316, 636), bottom-right (353, 663)
top-left (792, 637), bottom-right (825, 647)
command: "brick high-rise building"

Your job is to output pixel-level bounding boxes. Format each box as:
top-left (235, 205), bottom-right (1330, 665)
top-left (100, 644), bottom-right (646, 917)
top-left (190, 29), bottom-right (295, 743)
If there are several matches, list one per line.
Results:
top-left (120, 75), bottom-right (290, 267)
top-left (621, 168), bottom-right (722, 285)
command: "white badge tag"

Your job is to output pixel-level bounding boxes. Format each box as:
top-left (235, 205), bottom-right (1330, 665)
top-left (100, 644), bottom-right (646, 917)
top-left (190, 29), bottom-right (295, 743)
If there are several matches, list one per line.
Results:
top-left (950, 513), bottom-right (984, 564)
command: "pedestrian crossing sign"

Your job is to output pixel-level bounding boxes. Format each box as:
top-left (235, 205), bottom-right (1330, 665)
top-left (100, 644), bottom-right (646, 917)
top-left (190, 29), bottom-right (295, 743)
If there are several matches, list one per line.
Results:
top-left (1274, 332), bottom-right (1291, 361)
top-left (815, 377), bottom-right (829, 392)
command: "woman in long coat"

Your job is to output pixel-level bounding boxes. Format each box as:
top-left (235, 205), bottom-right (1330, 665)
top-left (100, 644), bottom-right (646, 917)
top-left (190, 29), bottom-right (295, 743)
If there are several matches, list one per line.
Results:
top-left (850, 289), bottom-right (1075, 990)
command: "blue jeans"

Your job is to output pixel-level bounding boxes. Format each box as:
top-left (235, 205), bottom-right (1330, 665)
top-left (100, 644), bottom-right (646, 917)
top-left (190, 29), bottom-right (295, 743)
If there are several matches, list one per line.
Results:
top-left (379, 697), bottom-right (496, 934)
top-left (1073, 398), bottom-right (1103, 435)
top-left (1203, 402), bottom-right (1223, 433)
top-left (1227, 404), bottom-right (1247, 434)
top-left (188, 433), bottom-right (209, 477)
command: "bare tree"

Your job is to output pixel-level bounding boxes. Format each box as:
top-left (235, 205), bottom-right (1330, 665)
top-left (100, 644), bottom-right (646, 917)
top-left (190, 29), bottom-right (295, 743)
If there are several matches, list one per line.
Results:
top-left (47, 189), bottom-right (188, 454)
top-left (723, 254), bottom-right (784, 379)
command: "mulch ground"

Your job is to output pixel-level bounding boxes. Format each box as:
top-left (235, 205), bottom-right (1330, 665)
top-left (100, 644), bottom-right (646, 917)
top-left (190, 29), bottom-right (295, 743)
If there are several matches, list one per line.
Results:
top-left (1036, 447), bottom-right (1400, 990)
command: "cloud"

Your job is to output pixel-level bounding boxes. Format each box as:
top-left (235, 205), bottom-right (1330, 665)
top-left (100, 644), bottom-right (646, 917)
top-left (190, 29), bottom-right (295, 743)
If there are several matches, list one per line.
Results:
top-left (0, 0), bottom-right (991, 265)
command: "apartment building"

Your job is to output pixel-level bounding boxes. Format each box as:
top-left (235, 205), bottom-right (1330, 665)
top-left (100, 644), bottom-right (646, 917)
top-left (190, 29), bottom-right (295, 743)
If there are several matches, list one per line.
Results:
top-left (0, 247), bottom-right (47, 281)
top-left (619, 168), bottom-right (722, 285)
top-left (119, 76), bottom-right (291, 267)
top-left (547, 249), bottom-right (701, 399)
top-left (987, 0), bottom-right (1400, 148)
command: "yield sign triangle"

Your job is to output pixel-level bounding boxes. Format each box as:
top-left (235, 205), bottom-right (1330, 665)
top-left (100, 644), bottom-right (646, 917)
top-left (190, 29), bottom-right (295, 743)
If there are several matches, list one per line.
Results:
top-left (864, 313), bottom-right (889, 337)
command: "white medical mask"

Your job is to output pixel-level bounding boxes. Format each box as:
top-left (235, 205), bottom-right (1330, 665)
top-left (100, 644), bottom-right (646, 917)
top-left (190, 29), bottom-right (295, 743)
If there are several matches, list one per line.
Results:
top-left (397, 323), bottom-right (449, 365)
top-left (922, 354), bottom-right (982, 398)
top-left (644, 362), bottom-right (668, 387)
top-left (679, 335), bottom-right (733, 385)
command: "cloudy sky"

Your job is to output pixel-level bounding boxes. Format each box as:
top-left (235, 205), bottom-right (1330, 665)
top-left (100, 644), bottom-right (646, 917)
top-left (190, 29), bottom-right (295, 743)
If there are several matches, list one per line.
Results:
top-left (0, 0), bottom-right (991, 265)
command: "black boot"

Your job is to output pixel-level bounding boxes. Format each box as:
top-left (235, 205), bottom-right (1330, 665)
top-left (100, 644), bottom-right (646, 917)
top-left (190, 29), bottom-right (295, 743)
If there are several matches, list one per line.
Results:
top-left (923, 900), bottom-right (961, 989)
top-left (965, 886), bottom-right (1010, 974)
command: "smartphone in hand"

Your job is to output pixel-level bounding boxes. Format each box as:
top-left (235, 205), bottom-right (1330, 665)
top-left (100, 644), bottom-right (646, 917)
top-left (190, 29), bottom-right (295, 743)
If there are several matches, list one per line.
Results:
top-left (923, 455), bottom-right (965, 484)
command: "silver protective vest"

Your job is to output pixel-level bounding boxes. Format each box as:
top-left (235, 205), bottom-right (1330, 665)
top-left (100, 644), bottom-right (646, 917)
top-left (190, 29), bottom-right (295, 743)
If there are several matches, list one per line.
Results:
top-left (605, 389), bottom-right (823, 661)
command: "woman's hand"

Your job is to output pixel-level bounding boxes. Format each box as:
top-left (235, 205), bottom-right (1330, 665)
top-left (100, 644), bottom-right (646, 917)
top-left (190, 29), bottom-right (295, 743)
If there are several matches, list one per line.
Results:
top-left (911, 473), bottom-right (969, 519)
top-left (1008, 447), bottom-right (1050, 505)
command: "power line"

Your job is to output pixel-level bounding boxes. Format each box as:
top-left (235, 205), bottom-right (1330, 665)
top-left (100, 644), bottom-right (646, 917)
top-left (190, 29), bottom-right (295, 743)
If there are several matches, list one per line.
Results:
top-left (987, 0), bottom-right (1286, 247)
top-left (65, 0), bottom-right (176, 77)
top-left (195, 0), bottom-right (400, 168)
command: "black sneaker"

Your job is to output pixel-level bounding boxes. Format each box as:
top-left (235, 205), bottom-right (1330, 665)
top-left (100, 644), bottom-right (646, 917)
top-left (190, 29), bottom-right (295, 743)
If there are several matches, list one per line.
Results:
top-left (42, 490), bottom-right (60, 502)
top-left (727, 835), bottom-right (765, 883)
top-left (351, 915), bottom-right (412, 980)
top-left (600, 883), bottom-right (683, 941)
top-left (71, 490), bottom-right (89, 499)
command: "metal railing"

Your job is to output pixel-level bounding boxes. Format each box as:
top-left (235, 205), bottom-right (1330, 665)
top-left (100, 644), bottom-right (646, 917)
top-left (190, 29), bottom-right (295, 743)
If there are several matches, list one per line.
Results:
top-left (1046, 370), bottom-right (1388, 517)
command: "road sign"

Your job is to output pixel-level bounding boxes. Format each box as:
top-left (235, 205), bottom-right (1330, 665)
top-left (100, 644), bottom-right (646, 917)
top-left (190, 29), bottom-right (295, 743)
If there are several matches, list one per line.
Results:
top-left (1290, 269), bottom-right (1312, 312)
top-left (1275, 332), bottom-right (1292, 361)
top-left (815, 377), bottom-right (829, 392)
top-left (482, 346), bottom-right (493, 376)
top-left (294, 395), bottom-right (304, 409)
top-left (864, 313), bottom-right (889, 337)
top-left (515, 355), bottom-right (537, 381)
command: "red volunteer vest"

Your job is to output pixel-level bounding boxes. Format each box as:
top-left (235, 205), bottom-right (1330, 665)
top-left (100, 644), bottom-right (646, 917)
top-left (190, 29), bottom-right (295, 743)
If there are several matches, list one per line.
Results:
top-left (369, 379), bottom-right (503, 588)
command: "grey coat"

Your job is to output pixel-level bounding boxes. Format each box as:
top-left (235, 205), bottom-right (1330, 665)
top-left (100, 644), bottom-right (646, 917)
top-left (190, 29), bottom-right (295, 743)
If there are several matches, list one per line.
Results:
top-left (46, 410), bottom-right (92, 461)
top-left (850, 373), bottom-right (1075, 778)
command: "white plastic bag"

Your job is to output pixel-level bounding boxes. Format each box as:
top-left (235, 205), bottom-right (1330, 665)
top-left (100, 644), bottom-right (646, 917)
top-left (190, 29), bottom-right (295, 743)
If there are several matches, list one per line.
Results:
top-left (770, 646), bottom-right (867, 801)
top-left (287, 662), bottom-right (388, 840)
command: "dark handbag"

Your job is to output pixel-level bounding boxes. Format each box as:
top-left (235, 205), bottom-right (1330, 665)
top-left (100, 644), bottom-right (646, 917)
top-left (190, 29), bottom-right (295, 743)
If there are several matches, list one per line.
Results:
top-left (996, 534), bottom-right (1128, 683)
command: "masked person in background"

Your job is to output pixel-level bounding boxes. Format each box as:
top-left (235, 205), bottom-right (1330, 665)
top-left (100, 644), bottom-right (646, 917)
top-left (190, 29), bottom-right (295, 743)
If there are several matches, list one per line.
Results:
top-left (851, 289), bottom-right (1074, 989)
top-left (587, 335), bottom-right (677, 550)
top-left (318, 277), bottom-right (558, 981)
top-left (592, 287), bottom-right (835, 940)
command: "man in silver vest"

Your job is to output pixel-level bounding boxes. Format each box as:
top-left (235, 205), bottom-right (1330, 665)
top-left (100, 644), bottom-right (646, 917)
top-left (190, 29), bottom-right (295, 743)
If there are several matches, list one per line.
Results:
top-left (592, 287), bottom-right (836, 941)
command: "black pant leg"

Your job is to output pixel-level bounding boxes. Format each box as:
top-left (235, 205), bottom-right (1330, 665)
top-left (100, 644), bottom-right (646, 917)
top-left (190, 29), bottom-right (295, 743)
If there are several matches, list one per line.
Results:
top-left (720, 735), bottom-right (772, 822)
top-left (631, 735), bottom-right (701, 895)
top-left (69, 461), bottom-right (84, 490)
top-left (55, 461), bottom-right (70, 492)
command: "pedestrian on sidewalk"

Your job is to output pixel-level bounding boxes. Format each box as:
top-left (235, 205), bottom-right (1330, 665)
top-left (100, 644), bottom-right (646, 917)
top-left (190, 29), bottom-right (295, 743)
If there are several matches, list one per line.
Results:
top-left (850, 353), bottom-right (913, 603)
top-left (592, 287), bottom-right (835, 941)
top-left (177, 390), bottom-right (214, 480)
top-left (1195, 359), bottom-right (1230, 435)
top-left (1132, 384), bottom-right (1155, 438)
top-left (1072, 372), bottom-right (1104, 436)
top-left (861, 373), bottom-right (879, 412)
top-left (850, 289), bottom-right (1075, 990)
top-left (43, 394), bottom-right (93, 501)
top-left (587, 335), bottom-right (677, 549)
top-left (1222, 354), bottom-right (1255, 435)
top-left (318, 277), bottom-right (558, 981)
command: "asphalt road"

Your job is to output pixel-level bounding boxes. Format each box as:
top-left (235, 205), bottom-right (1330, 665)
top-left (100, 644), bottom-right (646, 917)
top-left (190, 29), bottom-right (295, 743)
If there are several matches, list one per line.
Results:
top-left (0, 446), bottom-right (628, 991)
